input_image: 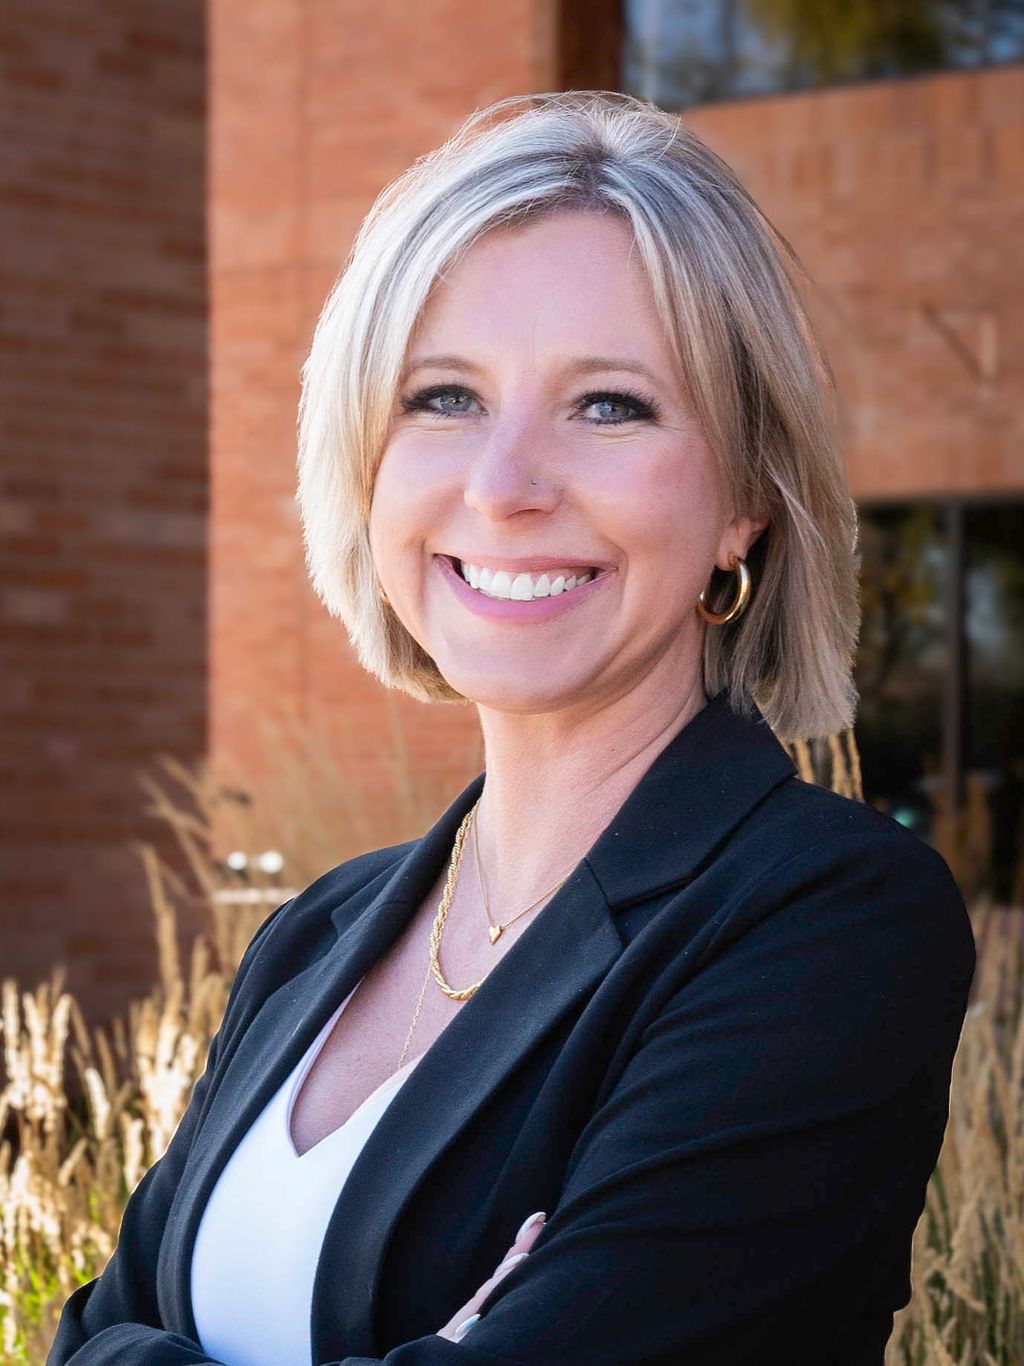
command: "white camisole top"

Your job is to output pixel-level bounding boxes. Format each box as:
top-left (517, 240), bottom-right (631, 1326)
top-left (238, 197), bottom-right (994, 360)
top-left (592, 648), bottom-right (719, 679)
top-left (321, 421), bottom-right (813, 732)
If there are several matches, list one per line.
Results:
top-left (190, 976), bottom-right (426, 1366)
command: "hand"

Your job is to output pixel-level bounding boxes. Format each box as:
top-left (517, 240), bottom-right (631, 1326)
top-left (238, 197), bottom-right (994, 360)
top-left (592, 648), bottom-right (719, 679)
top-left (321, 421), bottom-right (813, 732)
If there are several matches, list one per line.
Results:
top-left (435, 1211), bottom-right (547, 1343)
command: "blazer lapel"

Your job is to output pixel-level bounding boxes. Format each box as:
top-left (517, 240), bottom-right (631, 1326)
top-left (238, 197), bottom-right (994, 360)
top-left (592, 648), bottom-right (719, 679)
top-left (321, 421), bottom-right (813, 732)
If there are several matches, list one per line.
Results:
top-left (312, 855), bottom-right (624, 1358)
top-left (160, 775), bottom-right (486, 1338)
top-left (584, 687), bottom-right (797, 908)
top-left (311, 689), bottom-right (797, 1357)
top-left (163, 687), bottom-right (797, 1352)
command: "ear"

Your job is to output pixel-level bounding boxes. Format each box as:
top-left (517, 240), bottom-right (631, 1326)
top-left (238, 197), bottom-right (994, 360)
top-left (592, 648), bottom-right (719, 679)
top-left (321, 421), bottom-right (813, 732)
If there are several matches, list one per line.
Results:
top-left (715, 512), bottom-right (769, 573)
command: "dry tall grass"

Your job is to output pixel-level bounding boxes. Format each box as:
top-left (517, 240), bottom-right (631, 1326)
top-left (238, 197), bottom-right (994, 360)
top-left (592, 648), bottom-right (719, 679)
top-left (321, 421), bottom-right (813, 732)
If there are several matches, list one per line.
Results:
top-left (0, 877), bottom-right (253, 1362)
top-left (1, 723), bottom-right (1020, 1363)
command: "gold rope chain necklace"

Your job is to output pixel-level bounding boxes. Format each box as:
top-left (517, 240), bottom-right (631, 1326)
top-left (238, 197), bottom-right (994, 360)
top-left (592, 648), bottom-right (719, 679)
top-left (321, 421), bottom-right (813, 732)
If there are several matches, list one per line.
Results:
top-left (397, 797), bottom-right (575, 1069)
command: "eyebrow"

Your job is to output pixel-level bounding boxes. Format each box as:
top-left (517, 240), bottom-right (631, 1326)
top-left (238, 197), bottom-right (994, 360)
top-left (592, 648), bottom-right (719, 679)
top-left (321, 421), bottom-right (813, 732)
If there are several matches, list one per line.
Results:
top-left (400, 354), bottom-right (661, 385)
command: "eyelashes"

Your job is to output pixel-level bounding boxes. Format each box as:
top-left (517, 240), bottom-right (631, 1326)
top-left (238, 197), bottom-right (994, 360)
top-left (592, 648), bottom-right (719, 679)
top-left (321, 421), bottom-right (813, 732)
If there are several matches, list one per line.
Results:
top-left (398, 382), bottom-right (661, 427)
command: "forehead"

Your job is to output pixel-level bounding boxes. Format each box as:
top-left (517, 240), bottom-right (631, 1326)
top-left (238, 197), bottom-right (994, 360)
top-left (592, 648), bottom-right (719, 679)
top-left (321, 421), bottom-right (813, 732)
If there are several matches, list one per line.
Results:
top-left (408, 209), bottom-right (671, 366)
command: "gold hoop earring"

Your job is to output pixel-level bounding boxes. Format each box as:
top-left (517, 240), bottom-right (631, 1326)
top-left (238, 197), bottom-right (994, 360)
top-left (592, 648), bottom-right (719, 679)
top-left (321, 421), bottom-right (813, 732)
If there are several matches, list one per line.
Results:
top-left (379, 586), bottom-right (391, 609)
top-left (696, 553), bottom-right (750, 625)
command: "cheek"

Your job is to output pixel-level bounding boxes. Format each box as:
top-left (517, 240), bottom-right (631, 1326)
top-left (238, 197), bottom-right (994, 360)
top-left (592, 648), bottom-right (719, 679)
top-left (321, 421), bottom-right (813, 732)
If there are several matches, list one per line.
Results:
top-left (593, 442), bottom-right (724, 561)
top-left (370, 446), bottom-right (429, 542)
top-left (367, 465), bottom-right (410, 582)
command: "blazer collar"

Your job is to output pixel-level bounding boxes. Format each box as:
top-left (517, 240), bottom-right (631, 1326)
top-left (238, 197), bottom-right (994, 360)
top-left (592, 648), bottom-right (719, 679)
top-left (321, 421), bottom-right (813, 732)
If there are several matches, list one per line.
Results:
top-left (585, 686), bottom-right (796, 909)
top-left (161, 687), bottom-right (795, 1355)
top-left (335, 685), bottom-right (797, 926)
top-left (316, 689), bottom-right (797, 1359)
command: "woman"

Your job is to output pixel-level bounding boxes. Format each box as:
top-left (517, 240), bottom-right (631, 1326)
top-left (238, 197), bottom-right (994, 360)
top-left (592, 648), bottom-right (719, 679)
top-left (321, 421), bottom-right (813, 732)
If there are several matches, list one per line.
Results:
top-left (50, 90), bottom-right (976, 1365)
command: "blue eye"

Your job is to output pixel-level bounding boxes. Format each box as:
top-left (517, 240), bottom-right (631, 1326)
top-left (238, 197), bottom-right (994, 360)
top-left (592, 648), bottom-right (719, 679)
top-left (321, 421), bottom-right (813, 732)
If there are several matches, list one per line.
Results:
top-left (398, 383), bottom-right (660, 426)
top-left (400, 384), bottom-right (479, 419)
top-left (579, 389), bottom-right (659, 425)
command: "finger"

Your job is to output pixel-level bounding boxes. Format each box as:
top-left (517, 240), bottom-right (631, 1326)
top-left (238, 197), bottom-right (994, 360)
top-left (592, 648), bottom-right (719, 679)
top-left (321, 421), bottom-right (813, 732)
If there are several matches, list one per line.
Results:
top-left (472, 1214), bottom-right (547, 1305)
top-left (434, 1212), bottom-right (547, 1342)
top-left (452, 1313), bottom-right (480, 1343)
top-left (485, 1211), bottom-right (546, 1289)
top-left (506, 1209), bottom-right (546, 1257)
top-left (489, 1249), bottom-right (531, 1284)
top-left (436, 1254), bottom-right (528, 1343)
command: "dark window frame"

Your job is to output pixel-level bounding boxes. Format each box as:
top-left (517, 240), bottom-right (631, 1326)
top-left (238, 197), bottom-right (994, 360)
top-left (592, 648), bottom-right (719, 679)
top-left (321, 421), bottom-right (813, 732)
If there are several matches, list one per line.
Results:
top-left (855, 488), bottom-right (1024, 818)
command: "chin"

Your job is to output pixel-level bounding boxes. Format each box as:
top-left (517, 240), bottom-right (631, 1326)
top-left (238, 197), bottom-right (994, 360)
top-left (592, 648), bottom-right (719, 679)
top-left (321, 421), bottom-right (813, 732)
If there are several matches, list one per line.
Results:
top-left (437, 664), bottom-right (584, 714)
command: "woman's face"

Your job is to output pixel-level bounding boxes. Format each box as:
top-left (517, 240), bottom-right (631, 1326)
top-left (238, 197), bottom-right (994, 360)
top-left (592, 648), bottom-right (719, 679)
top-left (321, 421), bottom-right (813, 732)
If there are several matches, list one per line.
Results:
top-left (369, 208), bottom-right (765, 717)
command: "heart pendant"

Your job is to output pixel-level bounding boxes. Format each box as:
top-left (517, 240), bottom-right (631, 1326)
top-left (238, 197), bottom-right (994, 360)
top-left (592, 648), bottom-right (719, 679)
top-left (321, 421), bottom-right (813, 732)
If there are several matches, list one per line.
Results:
top-left (488, 924), bottom-right (502, 944)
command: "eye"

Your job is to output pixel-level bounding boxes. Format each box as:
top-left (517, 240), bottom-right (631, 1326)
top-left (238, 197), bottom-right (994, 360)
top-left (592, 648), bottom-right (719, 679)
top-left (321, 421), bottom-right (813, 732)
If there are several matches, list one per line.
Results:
top-left (397, 382), bottom-right (661, 426)
top-left (399, 384), bottom-right (481, 420)
top-left (578, 388), bottom-right (660, 426)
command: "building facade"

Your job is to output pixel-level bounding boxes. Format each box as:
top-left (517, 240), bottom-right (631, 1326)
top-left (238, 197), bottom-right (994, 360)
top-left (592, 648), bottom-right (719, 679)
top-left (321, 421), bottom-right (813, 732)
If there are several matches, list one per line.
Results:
top-left (3, 0), bottom-right (1021, 1020)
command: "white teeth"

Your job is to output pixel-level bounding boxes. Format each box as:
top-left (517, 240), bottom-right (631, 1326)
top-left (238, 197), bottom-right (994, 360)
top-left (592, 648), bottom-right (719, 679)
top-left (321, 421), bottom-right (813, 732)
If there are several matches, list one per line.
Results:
top-left (457, 560), bottom-right (597, 601)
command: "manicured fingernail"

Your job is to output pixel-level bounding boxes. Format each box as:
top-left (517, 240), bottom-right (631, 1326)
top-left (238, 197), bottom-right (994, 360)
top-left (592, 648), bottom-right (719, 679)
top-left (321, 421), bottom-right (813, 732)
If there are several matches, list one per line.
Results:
top-left (516, 1210), bottom-right (546, 1240)
top-left (497, 1252), bottom-right (529, 1273)
top-left (454, 1313), bottom-right (480, 1341)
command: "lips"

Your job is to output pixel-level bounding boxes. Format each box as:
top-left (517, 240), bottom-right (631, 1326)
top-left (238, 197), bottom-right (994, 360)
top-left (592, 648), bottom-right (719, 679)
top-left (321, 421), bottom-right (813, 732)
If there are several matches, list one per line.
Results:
top-left (434, 550), bottom-right (613, 621)
top-left (444, 555), bottom-right (607, 576)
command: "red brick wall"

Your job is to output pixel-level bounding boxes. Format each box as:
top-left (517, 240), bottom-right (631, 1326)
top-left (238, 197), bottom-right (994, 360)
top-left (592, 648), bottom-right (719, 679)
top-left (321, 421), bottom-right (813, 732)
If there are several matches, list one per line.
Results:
top-left (209, 46), bottom-right (1023, 853)
top-left (207, 0), bottom-right (559, 853)
top-left (5, 0), bottom-right (1021, 1018)
top-left (0, 3), bottom-right (208, 1021)
top-left (684, 66), bottom-right (1024, 500)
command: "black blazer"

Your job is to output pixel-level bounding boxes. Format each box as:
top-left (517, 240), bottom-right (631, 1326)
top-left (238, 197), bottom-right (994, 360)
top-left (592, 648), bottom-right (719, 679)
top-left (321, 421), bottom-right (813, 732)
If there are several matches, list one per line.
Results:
top-left (49, 688), bottom-right (976, 1365)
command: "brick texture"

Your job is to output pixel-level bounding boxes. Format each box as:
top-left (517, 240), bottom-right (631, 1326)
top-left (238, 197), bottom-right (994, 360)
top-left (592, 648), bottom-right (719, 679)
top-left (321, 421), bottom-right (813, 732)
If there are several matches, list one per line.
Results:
top-left (4, 3), bottom-right (1021, 1019)
top-left (210, 48), bottom-right (1024, 857)
top-left (1, 2), bottom-right (208, 1022)
top-left (683, 66), bottom-right (1024, 500)
top-left (207, 0), bottom-right (558, 864)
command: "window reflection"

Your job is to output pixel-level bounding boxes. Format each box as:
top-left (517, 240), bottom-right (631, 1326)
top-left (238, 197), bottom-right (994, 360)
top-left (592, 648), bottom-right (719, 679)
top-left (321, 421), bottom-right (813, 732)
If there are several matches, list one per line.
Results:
top-left (854, 499), bottom-right (1024, 904)
top-left (965, 504), bottom-right (1024, 902)
top-left (855, 506), bottom-right (947, 838)
top-left (622, 0), bottom-right (1024, 109)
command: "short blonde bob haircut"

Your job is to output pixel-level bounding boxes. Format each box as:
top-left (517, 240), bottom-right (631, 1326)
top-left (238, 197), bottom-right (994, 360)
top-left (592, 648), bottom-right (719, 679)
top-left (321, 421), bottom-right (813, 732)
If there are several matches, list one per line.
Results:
top-left (297, 90), bottom-right (860, 743)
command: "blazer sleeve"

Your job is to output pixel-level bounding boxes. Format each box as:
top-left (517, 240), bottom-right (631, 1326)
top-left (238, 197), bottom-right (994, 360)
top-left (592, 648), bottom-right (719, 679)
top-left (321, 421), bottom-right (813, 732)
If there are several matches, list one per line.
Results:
top-left (335, 828), bottom-right (977, 1365)
top-left (47, 898), bottom-right (294, 1366)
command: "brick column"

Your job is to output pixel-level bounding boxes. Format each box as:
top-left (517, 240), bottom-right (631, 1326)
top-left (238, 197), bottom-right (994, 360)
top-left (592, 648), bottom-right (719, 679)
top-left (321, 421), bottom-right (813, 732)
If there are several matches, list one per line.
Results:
top-left (1, 2), bottom-right (208, 1021)
top-left (208, 0), bottom-right (560, 866)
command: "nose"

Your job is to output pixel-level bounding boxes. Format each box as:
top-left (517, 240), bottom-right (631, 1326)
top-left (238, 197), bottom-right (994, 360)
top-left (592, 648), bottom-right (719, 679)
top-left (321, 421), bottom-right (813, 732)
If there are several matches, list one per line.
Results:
top-left (462, 418), bottom-right (561, 522)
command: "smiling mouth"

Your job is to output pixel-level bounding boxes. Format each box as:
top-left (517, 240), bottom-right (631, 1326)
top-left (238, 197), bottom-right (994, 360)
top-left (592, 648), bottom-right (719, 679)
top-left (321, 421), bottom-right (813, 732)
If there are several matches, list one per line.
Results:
top-left (445, 556), bottom-right (607, 600)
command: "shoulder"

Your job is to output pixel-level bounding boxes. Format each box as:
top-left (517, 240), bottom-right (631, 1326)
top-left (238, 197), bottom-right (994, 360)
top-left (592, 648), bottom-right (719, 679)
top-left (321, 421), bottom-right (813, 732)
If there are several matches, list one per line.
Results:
top-left (708, 775), bottom-right (976, 1008)
top-left (285, 839), bottom-right (417, 926)
top-left (748, 768), bottom-right (932, 851)
top-left (227, 839), bottom-right (417, 999)
top-left (657, 778), bottom-right (978, 1100)
top-left (728, 771), bottom-right (963, 901)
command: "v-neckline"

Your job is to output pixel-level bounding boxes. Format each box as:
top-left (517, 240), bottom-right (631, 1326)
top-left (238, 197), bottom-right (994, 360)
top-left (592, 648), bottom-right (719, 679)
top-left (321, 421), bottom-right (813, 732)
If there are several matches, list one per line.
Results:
top-left (284, 980), bottom-right (426, 1160)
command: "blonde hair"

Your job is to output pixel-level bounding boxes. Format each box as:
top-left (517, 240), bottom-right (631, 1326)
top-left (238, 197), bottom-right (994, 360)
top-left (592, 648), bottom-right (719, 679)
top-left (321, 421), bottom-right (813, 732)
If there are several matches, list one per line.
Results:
top-left (296, 90), bottom-right (860, 742)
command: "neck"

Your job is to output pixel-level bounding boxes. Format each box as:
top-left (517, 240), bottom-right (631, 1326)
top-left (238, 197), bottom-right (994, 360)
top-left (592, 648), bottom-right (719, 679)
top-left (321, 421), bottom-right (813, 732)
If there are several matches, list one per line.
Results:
top-left (470, 668), bottom-right (709, 920)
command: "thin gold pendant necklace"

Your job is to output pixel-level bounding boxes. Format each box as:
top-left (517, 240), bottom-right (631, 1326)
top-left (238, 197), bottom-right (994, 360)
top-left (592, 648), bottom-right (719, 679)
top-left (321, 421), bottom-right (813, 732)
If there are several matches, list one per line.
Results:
top-left (470, 802), bottom-right (570, 942)
top-left (397, 798), bottom-right (574, 1068)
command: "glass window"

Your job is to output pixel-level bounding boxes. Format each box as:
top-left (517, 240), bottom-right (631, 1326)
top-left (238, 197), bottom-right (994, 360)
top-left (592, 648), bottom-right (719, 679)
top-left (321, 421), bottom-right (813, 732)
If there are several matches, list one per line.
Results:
top-left (854, 505), bottom-right (949, 839)
top-left (622, 0), bottom-right (1024, 110)
top-left (964, 503), bottom-right (1024, 902)
top-left (854, 499), bottom-right (1024, 903)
